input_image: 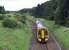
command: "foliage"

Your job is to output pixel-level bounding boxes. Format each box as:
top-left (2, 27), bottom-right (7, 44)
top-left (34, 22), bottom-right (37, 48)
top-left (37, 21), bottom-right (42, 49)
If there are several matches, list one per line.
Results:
top-left (0, 14), bottom-right (33, 50)
top-left (0, 14), bottom-right (5, 20)
top-left (0, 25), bottom-right (32, 50)
top-left (18, 15), bottom-right (26, 24)
top-left (30, 0), bottom-right (69, 26)
top-left (2, 18), bottom-right (18, 28)
top-left (31, 0), bottom-right (57, 20)
top-left (0, 6), bottom-right (5, 14)
top-left (43, 19), bottom-right (69, 50)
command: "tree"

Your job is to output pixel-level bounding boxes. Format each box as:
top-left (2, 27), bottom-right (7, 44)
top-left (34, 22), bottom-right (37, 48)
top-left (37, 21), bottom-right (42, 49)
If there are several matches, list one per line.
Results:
top-left (0, 6), bottom-right (5, 14)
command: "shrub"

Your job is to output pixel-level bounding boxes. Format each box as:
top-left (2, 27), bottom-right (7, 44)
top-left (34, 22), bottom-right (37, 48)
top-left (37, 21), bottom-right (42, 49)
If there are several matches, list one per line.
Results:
top-left (0, 14), bottom-right (5, 20)
top-left (7, 15), bottom-right (11, 17)
top-left (2, 18), bottom-right (18, 28)
top-left (19, 16), bottom-right (26, 24)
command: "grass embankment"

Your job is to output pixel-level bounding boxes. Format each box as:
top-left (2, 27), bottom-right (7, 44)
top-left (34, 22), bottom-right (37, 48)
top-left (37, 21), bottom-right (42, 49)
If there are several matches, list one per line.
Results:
top-left (0, 14), bottom-right (33, 50)
top-left (43, 19), bottom-right (69, 50)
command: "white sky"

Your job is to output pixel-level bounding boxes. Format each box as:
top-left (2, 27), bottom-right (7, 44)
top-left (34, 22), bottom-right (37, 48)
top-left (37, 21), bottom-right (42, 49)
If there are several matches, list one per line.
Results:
top-left (0, 0), bottom-right (49, 11)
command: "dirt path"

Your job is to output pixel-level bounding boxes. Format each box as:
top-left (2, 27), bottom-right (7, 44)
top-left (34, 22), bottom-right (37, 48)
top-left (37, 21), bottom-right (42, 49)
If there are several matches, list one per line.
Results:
top-left (29, 34), bottom-right (64, 50)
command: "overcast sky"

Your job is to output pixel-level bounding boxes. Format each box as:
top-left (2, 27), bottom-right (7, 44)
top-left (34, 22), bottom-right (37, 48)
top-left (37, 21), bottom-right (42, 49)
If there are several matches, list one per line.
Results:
top-left (0, 0), bottom-right (49, 11)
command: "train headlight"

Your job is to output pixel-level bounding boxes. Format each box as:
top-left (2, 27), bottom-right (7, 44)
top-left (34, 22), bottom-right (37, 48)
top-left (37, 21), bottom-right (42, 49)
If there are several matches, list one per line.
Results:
top-left (45, 39), bottom-right (48, 41)
top-left (38, 38), bottom-right (41, 42)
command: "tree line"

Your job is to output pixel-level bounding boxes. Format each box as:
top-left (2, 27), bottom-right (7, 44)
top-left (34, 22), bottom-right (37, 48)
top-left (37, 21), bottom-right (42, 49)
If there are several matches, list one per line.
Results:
top-left (19, 0), bottom-right (69, 26)
top-left (0, 6), bottom-right (5, 14)
top-left (32, 0), bottom-right (69, 26)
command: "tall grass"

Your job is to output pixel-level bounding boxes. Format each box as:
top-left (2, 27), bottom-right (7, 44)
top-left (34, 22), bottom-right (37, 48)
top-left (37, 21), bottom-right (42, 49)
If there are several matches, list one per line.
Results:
top-left (0, 14), bottom-right (33, 50)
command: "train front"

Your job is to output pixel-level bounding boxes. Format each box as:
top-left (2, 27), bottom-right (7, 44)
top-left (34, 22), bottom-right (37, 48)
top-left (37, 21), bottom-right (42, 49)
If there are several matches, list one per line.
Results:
top-left (37, 28), bottom-right (49, 43)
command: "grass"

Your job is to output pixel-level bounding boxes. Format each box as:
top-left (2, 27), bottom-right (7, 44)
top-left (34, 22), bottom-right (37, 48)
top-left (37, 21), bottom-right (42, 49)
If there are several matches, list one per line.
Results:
top-left (0, 25), bottom-right (32, 50)
top-left (42, 19), bottom-right (69, 50)
top-left (0, 14), bottom-right (33, 50)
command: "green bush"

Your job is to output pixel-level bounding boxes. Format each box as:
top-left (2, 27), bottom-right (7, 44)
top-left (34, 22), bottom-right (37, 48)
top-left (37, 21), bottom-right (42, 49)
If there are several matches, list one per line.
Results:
top-left (7, 15), bottom-right (11, 17)
top-left (19, 16), bottom-right (26, 24)
top-left (2, 18), bottom-right (18, 28)
top-left (0, 14), bottom-right (5, 20)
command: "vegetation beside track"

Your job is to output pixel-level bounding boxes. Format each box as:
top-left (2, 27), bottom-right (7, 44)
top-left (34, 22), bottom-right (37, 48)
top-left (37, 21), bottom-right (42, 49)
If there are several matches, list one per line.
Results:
top-left (0, 14), bottom-right (33, 50)
top-left (42, 19), bottom-right (69, 50)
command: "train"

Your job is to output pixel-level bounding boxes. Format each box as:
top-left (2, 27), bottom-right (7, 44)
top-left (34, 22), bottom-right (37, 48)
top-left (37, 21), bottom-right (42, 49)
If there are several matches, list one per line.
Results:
top-left (32, 21), bottom-right (49, 43)
top-left (36, 27), bottom-right (49, 43)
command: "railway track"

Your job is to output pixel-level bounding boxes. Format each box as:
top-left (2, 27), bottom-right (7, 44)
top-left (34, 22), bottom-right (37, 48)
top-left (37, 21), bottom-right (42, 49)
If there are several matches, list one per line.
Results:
top-left (30, 37), bottom-right (48, 50)
top-left (30, 34), bottom-right (63, 50)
